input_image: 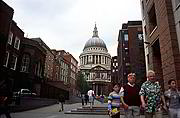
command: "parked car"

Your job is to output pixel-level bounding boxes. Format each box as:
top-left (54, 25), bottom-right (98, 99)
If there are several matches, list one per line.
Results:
top-left (14, 89), bottom-right (37, 97)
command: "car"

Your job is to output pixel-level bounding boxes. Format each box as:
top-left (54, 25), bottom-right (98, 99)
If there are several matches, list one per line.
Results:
top-left (17, 89), bottom-right (37, 97)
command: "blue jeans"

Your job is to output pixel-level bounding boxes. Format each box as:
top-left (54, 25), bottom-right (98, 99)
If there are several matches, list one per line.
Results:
top-left (169, 108), bottom-right (180, 118)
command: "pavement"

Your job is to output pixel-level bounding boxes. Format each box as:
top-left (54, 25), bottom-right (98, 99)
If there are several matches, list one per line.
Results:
top-left (10, 95), bottom-right (83, 112)
top-left (10, 97), bottom-right (58, 112)
top-left (9, 96), bottom-right (168, 118)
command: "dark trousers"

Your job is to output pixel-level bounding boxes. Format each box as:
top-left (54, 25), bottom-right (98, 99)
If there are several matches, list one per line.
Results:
top-left (0, 106), bottom-right (11, 118)
top-left (85, 99), bottom-right (88, 105)
top-left (82, 99), bottom-right (84, 106)
top-left (111, 112), bottom-right (120, 118)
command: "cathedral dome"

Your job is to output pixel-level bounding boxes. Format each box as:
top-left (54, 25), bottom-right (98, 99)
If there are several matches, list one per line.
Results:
top-left (84, 37), bottom-right (107, 49)
top-left (83, 24), bottom-right (107, 50)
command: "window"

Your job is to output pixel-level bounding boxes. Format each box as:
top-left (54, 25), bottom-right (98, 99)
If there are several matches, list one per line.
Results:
top-left (3, 51), bottom-right (9, 67)
top-left (14, 37), bottom-right (20, 50)
top-left (138, 33), bottom-right (143, 40)
top-left (8, 32), bottom-right (13, 45)
top-left (21, 54), bottom-right (30, 72)
top-left (124, 34), bottom-right (128, 41)
top-left (148, 4), bottom-right (157, 33)
top-left (10, 55), bottom-right (17, 70)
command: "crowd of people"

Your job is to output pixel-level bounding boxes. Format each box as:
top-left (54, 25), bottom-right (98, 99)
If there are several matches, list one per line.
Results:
top-left (108, 70), bottom-right (180, 118)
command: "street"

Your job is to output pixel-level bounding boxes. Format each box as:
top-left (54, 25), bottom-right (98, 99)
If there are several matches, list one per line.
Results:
top-left (10, 103), bottom-right (110, 118)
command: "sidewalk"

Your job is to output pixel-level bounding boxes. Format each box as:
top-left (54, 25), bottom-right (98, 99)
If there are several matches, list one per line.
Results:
top-left (10, 95), bottom-right (82, 113)
top-left (11, 97), bottom-right (58, 112)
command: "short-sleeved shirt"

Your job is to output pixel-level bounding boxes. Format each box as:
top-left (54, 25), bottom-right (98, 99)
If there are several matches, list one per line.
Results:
top-left (139, 81), bottom-right (162, 113)
top-left (164, 89), bottom-right (180, 109)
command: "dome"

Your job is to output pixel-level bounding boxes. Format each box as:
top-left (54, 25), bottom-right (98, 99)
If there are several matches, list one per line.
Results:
top-left (84, 37), bottom-right (107, 49)
top-left (83, 24), bottom-right (107, 50)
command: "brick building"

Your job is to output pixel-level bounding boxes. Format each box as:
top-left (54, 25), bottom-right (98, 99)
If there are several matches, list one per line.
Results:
top-left (63, 52), bottom-right (78, 96)
top-left (140, 0), bottom-right (180, 89)
top-left (117, 21), bottom-right (146, 86)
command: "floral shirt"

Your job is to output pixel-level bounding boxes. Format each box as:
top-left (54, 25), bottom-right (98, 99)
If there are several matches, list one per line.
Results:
top-left (139, 81), bottom-right (162, 113)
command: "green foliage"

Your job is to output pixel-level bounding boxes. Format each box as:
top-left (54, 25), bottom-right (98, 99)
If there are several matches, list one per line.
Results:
top-left (76, 71), bottom-right (89, 94)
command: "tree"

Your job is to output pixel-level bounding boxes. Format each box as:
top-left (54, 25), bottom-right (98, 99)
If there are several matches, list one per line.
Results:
top-left (76, 71), bottom-right (89, 94)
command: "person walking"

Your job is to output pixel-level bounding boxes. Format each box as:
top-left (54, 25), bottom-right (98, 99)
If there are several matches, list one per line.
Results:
top-left (81, 94), bottom-right (85, 106)
top-left (0, 79), bottom-right (12, 118)
top-left (139, 70), bottom-right (167, 118)
top-left (120, 73), bottom-right (141, 118)
top-left (164, 79), bottom-right (180, 118)
top-left (58, 94), bottom-right (65, 112)
top-left (100, 95), bottom-right (104, 104)
top-left (85, 94), bottom-right (89, 105)
top-left (87, 88), bottom-right (95, 109)
top-left (108, 83), bottom-right (121, 118)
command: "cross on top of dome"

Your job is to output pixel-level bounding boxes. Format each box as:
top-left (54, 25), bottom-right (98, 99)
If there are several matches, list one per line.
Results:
top-left (92, 23), bottom-right (99, 38)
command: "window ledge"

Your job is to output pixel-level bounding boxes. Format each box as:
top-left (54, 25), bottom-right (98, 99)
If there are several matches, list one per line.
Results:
top-left (149, 26), bottom-right (157, 37)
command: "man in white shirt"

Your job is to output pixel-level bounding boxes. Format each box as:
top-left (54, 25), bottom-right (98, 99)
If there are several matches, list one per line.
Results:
top-left (87, 88), bottom-right (95, 109)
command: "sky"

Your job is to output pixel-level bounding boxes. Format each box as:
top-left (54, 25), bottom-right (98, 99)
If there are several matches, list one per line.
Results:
top-left (4, 0), bottom-right (142, 61)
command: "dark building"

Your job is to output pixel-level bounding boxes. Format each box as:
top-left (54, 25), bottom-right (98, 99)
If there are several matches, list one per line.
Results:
top-left (17, 38), bottom-right (46, 95)
top-left (140, 0), bottom-right (180, 89)
top-left (2, 20), bottom-right (24, 94)
top-left (117, 21), bottom-right (146, 85)
top-left (111, 56), bottom-right (118, 84)
top-left (0, 1), bottom-right (14, 93)
top-left (0, 1), bottom-right (14, 68)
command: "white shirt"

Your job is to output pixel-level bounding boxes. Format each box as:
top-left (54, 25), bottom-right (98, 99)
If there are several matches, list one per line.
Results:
top-left (87, 90), bottom-right (94, 97)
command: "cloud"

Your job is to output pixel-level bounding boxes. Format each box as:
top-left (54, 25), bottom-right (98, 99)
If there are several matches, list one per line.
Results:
top-left (4, 0), bottom-right (141, 62)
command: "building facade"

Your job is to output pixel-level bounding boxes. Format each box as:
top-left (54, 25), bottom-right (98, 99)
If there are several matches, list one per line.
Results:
top-left (0, 0), bottom-right (14, 69)
top-left (18, 38), bottom-right (46, 95)
top-left (111, 56), bottom-right (118, 84)
top-left (117, 21), bottom-right (146, 85)
top-left (79, 24), bottom-right (111, 96)
top-left (140, 0), bottom-right (180, 89)
top-left (63, 52), bottom-right (78, 96)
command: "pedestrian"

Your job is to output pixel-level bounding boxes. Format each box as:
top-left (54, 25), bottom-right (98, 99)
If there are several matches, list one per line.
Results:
top-left (85, 94), bottom-right (89, 105)
top-left (81, 94), bottom-right (85, 106)
top-left (100, 95), bottom-right (104, 104)
top-left (0, 79), bottom-right (12, 118)
top-left (164, 79), bottom-right (180, 118)
top-left (120, 73), bottom-right (141, 118)
top-left (108, 83), bottom-right (121, 118)
top-left (87, 88), bottom-right (95, 109)
top-left (58, 94), bottom-right (65, 112)
top-left (139, 70), bottom-right (167, 118)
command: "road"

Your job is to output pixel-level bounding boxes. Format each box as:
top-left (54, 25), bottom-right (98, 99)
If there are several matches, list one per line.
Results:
top-left (10, 103), bottom-right (110, 118)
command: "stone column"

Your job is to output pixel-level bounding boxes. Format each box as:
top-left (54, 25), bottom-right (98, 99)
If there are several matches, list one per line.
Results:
top-left (97, 55), bottom-right (99, 64)
top-left (95, 55), bottom-right (96, 64)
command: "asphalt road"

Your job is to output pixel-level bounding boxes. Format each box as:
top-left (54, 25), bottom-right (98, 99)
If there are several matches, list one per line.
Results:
top-left (10, 103), bottom-right (111, 118)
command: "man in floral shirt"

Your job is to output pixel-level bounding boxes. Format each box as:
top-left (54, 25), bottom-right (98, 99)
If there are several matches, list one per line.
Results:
top-left (139, 70), bottom-right (167, 118)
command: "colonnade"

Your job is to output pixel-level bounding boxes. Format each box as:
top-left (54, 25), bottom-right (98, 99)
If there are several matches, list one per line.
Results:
top-left (80, 55), bottom-right (111, 65)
